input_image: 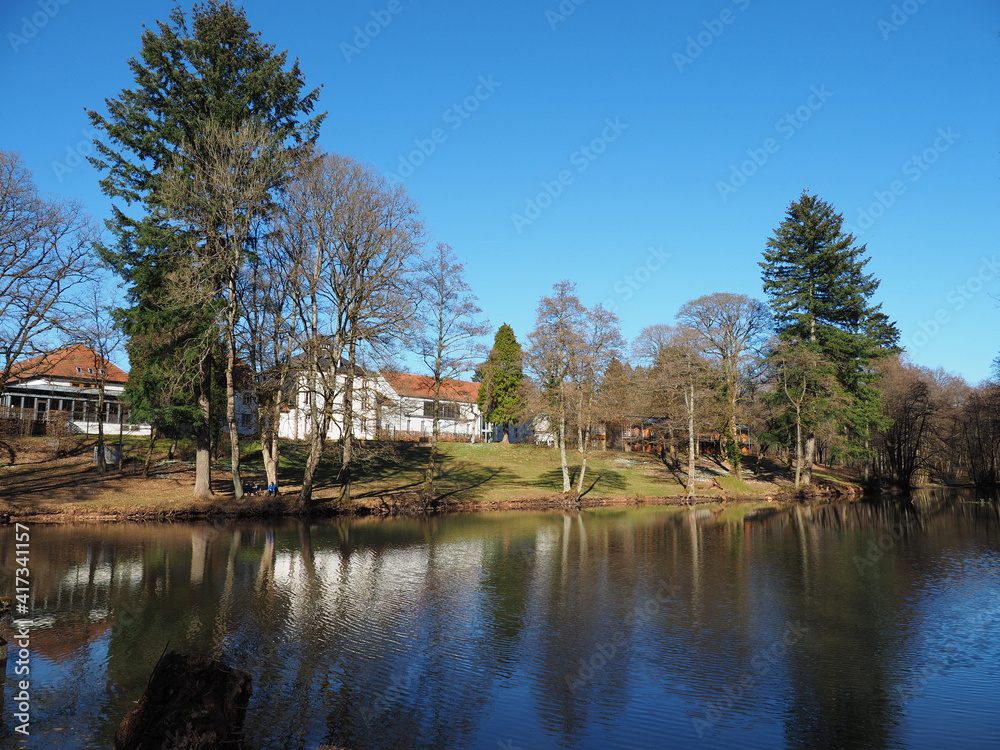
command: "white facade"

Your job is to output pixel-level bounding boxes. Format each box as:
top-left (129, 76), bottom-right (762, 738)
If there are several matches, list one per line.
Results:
top-left (277, 370), bottom-right (380, 441)
top-left (276, 369), bottom-right (488, 443)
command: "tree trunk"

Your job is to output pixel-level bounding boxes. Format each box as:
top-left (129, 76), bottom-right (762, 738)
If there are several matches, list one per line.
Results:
top-left (728, 414), bottom-right (742, 481)
top-left (96, 380), bottom-right (107, 473)
top-left (426, 379), bottom-right (440, 504)
top-left (337, 338), bottom-right (356, 504)
top-left (261, 399), bottom-right (280, 488)
top-left (299, 425), bottom-right (324, 510)
top-left (559, 412), bottom-right (570, 493)
top-left (803, 434), bottom-right (815, 486)
top-left (226, 277), bottom-right (242, 499)
top-left (143, 428), bottom-right (159, 479)
top-left (193, 351), bottom-right (213, 498)
top-left (687, 383), bottom-right (696, 501)
top-left (576, 424), bottom-right (591, 495)
top-left (299, 369), bottom-right (330, 511)
top-left (864, 435), bottom-right (871, 484)
top-left (794, 410), bottom-right (802, 490)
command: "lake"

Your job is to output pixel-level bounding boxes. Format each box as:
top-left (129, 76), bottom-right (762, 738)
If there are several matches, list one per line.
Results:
top-left (2, 491), bottom-right (999, 749)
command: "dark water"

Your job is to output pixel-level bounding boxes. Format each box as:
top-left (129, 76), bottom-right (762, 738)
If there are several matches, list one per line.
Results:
top-left (2, 490), bottom-right (1000, 749)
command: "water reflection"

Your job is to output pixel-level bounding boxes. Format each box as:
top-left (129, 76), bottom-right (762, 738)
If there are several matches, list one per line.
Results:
top-left (0, 493), bottom-right (999, 749)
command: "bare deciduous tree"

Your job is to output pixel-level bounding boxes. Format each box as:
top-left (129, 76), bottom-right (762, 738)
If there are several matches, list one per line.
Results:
top-left (633, 324), bottom-right (711, 499)
top-left (0, 150), bottom-right (95, 400)
top-left (416, 242), bottom-right (490, 502)
top-left (276, 151), bottom-right (423, 509)
top-left (677, 292), bottom-right (769, 481)
top-left (527, 282), bottom-right (587, 494)
top-left (571, 305), bottom-right (624, 494)
top-left (239, 235), bottom-right (299, 492)
top-left (69, 283), bottom-right (127, 473)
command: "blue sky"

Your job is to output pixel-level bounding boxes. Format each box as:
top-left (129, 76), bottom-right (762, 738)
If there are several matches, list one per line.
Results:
top-left (2, 0), bottom-right (998, 383)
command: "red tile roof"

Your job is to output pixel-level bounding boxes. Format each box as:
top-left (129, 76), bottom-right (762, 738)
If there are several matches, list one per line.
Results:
top-left (7, 344), bottom-right (128, 385)
top-left (382, 372), bottom-right (479, 404)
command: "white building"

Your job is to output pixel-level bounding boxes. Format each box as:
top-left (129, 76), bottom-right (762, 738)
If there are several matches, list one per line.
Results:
top-left (277, 362), bottom-right (381, 441)
top-left (1, 345), bottom-right (150, 436)
top-left (276, 367), bottom-right (489, 443)
top-left (378, 372), bottom-right (488, 442)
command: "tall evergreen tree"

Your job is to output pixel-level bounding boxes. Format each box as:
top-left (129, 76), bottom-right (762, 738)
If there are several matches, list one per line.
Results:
top-left (761, 191), bottom-right (898, 483)
top-left (87, 1), bottom-right (323, 497)
top-left (477, 323), bottom-right (525, 442)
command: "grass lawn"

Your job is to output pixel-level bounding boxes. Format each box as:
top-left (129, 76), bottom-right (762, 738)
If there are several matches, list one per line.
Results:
top-left (0, 435), bottom-right (810, 520)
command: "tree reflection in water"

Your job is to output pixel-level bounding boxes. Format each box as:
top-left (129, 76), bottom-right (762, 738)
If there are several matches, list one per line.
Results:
top-left (1, 493), bottom-right (999, 749)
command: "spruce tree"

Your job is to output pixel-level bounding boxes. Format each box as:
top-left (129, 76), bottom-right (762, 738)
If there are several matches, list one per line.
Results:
top-left (87, 1), bottom-right (323, 497)
top-left (477, 324), bottom-right (525, 442)
top-left (761, 191), bottom-right (898, 482)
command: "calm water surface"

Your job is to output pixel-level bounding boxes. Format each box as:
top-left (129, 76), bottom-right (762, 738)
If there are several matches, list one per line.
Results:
top-left (1, 490), bottom-right (999, 749)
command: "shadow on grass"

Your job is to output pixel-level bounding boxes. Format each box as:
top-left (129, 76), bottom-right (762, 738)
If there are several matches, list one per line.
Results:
top-left (432, 467), bottom-right (506, 503)
top-left (531, 467), bottom-right (629, 494)
top-left (242, 441), bottom-right (429, 491)
top-left (0, 459), bottom-right (193, 507)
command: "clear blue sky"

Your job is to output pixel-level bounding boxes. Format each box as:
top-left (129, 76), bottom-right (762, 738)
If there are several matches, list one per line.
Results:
top-left (2, 0), bottom-right (998, 383)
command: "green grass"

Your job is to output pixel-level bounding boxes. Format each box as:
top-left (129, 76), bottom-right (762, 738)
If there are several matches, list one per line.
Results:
top-left (237, 441), bottom-right (737, 504)
top-left (1, 435), bottom-right (791, 517)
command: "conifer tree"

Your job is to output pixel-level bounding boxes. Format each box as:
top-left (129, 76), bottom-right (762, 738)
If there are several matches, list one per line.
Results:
top-left (87, 1), bottom-right (323, 497)
top-left (477, 324), bottom-right (525, 442)
top-left (761, 191), bottom-right (898, 483)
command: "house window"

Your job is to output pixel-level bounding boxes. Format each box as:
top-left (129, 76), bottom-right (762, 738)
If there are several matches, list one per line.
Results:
top-left (75, 366), bottom-right (83, 374)
top-left (87, 367), bottom-right (94, 374)
top-left (423, 400), bottom-right (459, 420)
top-left (240, 413), bottom-right (252, 428)
top-left (98, 369), bottom-right (105, 376)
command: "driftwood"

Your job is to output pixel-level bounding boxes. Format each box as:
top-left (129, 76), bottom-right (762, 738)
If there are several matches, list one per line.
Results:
top-left (114, 651), bottom-right (251, 749)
